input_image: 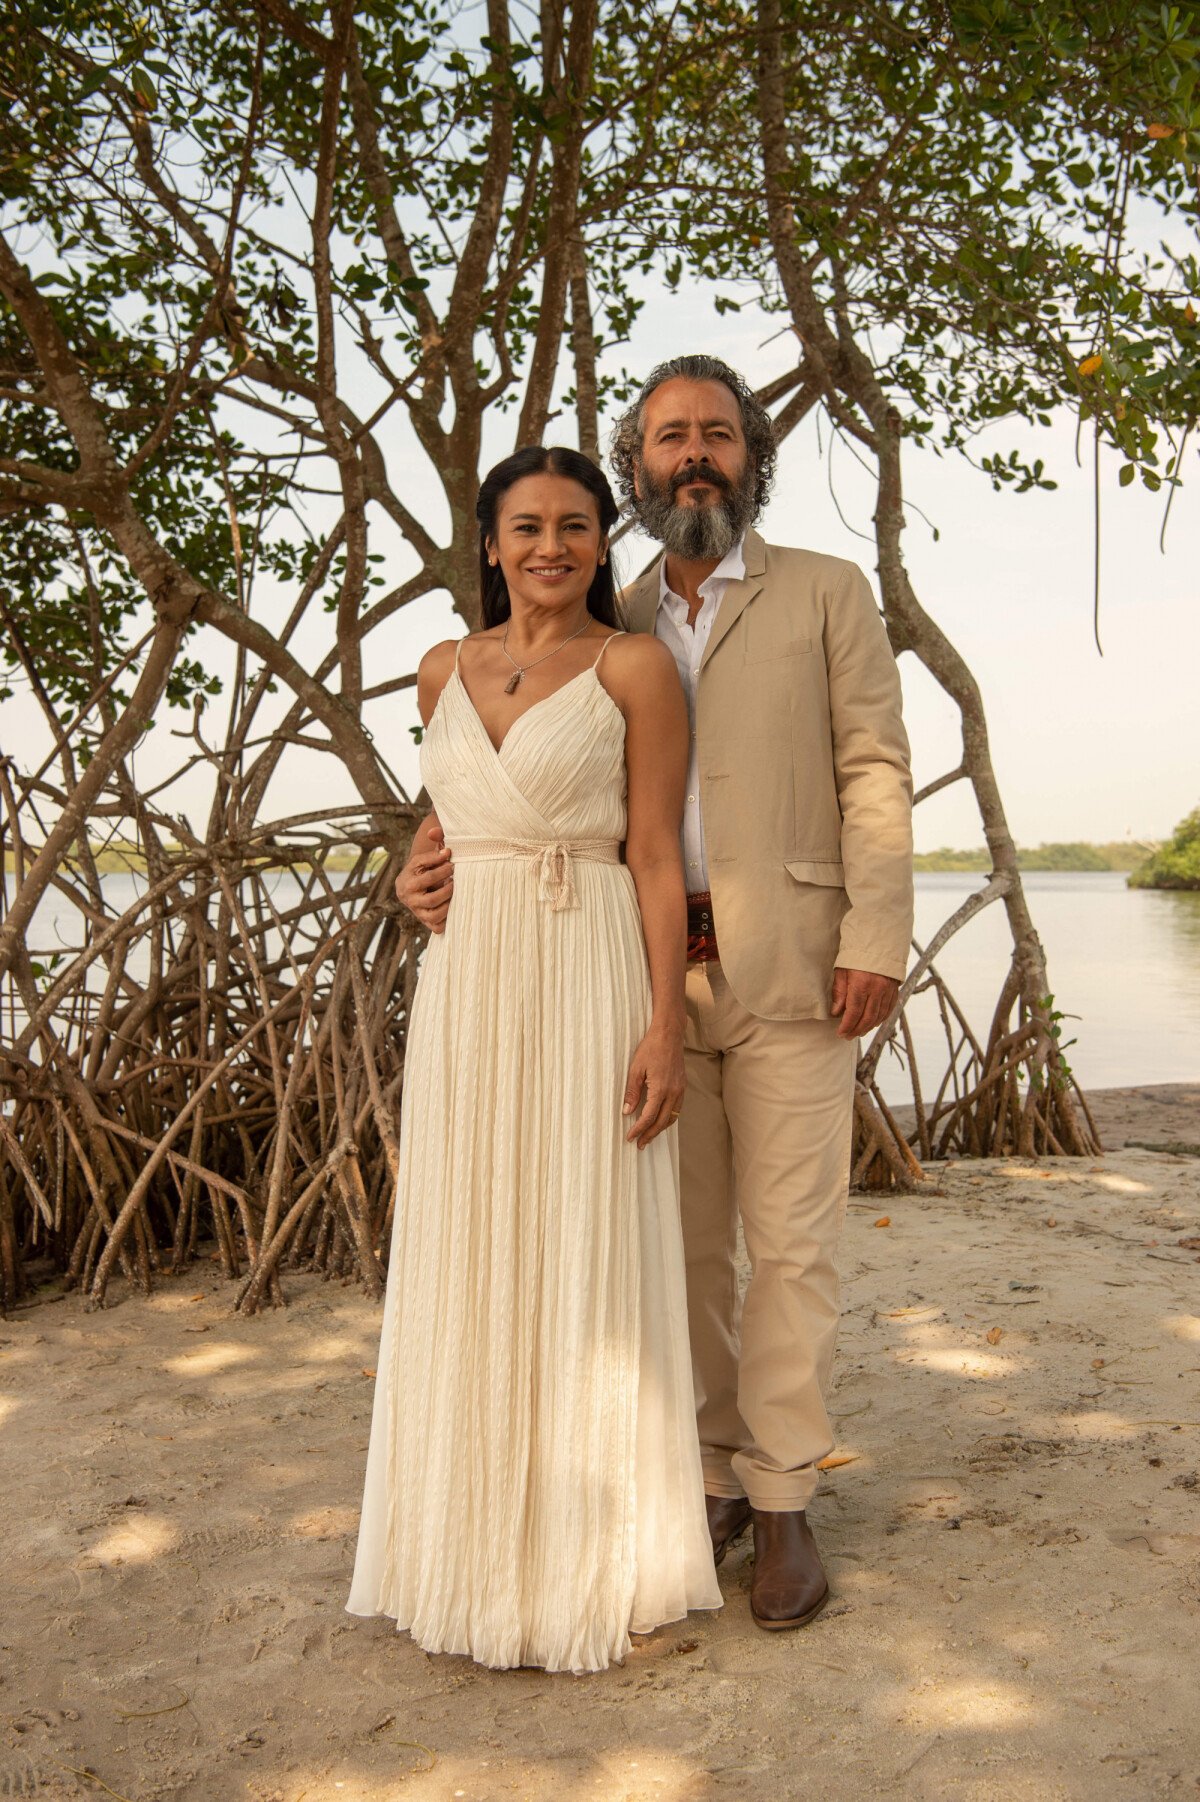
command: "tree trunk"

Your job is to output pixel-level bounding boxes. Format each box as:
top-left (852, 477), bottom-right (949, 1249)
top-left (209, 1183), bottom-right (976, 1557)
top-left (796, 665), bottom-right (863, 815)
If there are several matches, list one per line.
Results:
top-left (755, 0), bottom-right (1099, 1178)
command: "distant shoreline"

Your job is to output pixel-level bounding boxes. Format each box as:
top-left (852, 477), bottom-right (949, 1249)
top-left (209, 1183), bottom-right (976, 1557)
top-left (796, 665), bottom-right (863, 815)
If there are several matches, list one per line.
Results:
top-left (5, 837), bottom-right (1163, 879)
top-left (914, 840), bottom-right (1153, 874)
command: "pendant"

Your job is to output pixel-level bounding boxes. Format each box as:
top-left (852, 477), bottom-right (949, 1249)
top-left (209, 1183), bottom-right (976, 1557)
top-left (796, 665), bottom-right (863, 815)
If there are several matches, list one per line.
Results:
top-left (504, 669), bottom-right (523, 695)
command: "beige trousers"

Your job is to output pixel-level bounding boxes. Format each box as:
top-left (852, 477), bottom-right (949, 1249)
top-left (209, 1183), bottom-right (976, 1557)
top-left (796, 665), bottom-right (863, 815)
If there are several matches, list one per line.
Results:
top-left (680, 959), bottom-right (858, 1512)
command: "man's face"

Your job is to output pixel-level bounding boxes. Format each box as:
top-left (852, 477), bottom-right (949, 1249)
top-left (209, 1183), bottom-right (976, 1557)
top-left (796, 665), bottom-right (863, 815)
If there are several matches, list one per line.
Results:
top-left (633, 377), bottom-right (757, 560)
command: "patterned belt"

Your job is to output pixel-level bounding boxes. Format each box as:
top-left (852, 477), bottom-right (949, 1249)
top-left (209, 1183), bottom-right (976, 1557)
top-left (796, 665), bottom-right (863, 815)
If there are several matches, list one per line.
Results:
top-left (686, 890), bottom-right (719, 963)
top-left (448, 837), bottom-right (621, 912)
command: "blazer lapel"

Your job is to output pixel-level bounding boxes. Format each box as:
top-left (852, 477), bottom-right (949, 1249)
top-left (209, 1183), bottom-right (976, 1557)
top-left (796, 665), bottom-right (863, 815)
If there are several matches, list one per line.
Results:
top-left (700, 528), bottom-right (767, 671)
top-left (619, 529), bottom-right (767, 656)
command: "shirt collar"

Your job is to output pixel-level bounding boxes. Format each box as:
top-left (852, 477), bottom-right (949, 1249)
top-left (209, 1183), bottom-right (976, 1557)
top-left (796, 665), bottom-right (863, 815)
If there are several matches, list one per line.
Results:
top-left (657, 535), bottom-right (747, 608)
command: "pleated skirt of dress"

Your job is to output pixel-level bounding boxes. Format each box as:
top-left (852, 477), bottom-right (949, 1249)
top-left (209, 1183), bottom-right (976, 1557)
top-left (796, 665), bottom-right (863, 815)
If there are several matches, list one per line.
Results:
top-left (346, 857), bottom-right (721, 1672)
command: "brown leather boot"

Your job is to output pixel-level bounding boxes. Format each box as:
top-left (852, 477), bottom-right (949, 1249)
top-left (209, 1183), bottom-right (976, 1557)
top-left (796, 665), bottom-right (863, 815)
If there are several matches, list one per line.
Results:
top-left (705, 1494), bottom-right (752, 1567)
top-left (749, 1509), bottom-right (829, 1629)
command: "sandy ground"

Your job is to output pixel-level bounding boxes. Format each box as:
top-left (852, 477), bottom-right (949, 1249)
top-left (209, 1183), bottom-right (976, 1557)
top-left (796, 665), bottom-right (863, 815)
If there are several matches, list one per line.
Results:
top-left (1083, 1082), bottom-right (1200, 1155)
top-left (2, 1092), bottom-right (1200, 1802)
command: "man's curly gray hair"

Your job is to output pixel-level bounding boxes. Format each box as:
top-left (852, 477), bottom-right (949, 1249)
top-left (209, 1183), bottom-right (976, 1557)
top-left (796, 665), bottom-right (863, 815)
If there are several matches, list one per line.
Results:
top-left (609, 354), bottom-right (777, 519)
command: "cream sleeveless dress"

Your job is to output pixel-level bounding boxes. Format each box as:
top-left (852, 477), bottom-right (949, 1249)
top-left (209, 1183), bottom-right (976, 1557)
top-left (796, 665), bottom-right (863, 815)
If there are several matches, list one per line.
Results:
top-left (347, 635), bottom-right (721, 1673)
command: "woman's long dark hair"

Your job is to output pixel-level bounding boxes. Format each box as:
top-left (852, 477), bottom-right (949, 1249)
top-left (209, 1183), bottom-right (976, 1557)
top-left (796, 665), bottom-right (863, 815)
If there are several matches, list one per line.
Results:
top-left (476, 445), bottom-right (620, 629)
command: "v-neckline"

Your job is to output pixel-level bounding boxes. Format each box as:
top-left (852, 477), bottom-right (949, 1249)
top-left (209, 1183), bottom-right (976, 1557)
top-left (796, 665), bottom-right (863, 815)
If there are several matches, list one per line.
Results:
top-left (451, 664), bottom-right (597, 758)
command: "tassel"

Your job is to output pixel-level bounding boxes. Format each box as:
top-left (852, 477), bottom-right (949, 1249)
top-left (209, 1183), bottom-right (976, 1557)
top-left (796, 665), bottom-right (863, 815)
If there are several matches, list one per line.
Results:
top-left (536, 842), bottom-right (579, 911)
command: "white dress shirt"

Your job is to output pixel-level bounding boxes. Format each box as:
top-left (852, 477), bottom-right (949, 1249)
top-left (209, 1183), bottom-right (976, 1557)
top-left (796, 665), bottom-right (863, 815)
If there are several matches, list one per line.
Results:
top-left (654, 537), bottom-right (747, 894)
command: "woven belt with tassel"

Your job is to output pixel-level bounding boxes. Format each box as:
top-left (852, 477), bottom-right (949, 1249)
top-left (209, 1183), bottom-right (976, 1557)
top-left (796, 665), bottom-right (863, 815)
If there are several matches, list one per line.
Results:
top-left (448, 837), bottom-right (621, 913)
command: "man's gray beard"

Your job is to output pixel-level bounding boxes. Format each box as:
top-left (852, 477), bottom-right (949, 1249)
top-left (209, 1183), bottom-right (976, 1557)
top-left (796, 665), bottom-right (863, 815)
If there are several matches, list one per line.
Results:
top-left (635, 467), bottom-right (757, 560)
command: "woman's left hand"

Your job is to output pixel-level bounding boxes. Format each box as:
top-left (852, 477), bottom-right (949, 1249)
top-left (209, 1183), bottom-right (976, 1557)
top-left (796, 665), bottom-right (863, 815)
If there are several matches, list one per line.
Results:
top-left (622, 1024), bottom-right (685, 1149)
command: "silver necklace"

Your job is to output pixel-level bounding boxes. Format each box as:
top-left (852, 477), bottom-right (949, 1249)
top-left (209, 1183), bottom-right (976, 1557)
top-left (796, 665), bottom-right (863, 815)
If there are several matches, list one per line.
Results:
top-left (500, 612), bottom-right (592, 695)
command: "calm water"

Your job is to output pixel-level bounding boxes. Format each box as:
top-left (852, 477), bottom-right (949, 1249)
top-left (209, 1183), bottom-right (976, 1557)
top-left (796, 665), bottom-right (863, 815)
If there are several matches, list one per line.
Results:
top-left (888, 871), bottom-right (1200, 1105)
top-left (8, 871), bottom-right (1199, 1104)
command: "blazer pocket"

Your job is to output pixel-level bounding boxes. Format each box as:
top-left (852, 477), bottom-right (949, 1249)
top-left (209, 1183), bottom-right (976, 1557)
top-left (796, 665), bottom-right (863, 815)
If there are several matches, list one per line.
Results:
top-left (785, 857), bottom-right (845, 887)
top-left (745, 636), bottom-right (813, 664)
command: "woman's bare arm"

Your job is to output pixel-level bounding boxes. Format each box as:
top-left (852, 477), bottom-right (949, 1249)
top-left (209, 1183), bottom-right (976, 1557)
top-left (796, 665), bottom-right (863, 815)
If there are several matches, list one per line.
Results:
top-left (393, 641), bottom-right (457, 930)
top-left (604, 634), bottom-right (689, 1148)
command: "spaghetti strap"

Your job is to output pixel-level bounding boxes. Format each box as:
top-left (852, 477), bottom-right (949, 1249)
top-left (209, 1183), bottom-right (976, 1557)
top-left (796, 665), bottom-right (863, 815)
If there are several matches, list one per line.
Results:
top-left (591, 630), bottom-right (625, 674)
top-left (454, 636), bottom-right (466, 670)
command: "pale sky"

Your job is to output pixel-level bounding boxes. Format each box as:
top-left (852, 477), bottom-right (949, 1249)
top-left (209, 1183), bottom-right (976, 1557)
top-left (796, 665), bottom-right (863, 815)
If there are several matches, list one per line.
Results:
top-left (4, 283), bottom-right (1196, 854)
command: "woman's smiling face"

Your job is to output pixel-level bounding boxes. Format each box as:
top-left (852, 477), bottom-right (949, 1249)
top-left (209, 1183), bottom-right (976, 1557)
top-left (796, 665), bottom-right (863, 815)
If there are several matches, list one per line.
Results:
top-left (488, 473), bottom-right (606, 618)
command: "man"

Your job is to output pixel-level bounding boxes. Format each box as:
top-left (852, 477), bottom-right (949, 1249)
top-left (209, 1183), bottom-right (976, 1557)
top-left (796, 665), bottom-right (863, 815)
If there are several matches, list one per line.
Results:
top-left (398, 354), bottom-right (913, 1630)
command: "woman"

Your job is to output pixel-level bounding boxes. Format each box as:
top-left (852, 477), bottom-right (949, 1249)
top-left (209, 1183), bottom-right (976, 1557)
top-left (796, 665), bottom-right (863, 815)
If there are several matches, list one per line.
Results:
top-left (347, 446), bottom-right (720, 1672)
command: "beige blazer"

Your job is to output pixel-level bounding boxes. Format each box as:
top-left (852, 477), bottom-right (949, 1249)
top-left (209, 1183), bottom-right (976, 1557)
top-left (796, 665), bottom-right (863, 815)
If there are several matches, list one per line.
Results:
top-left (621, 529), bottom-right (914, 1021)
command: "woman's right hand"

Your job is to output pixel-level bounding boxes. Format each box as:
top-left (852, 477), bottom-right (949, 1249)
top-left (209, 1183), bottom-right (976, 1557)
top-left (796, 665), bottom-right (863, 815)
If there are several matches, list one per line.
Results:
top-left (395, 824), bottom-right (454, 932)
